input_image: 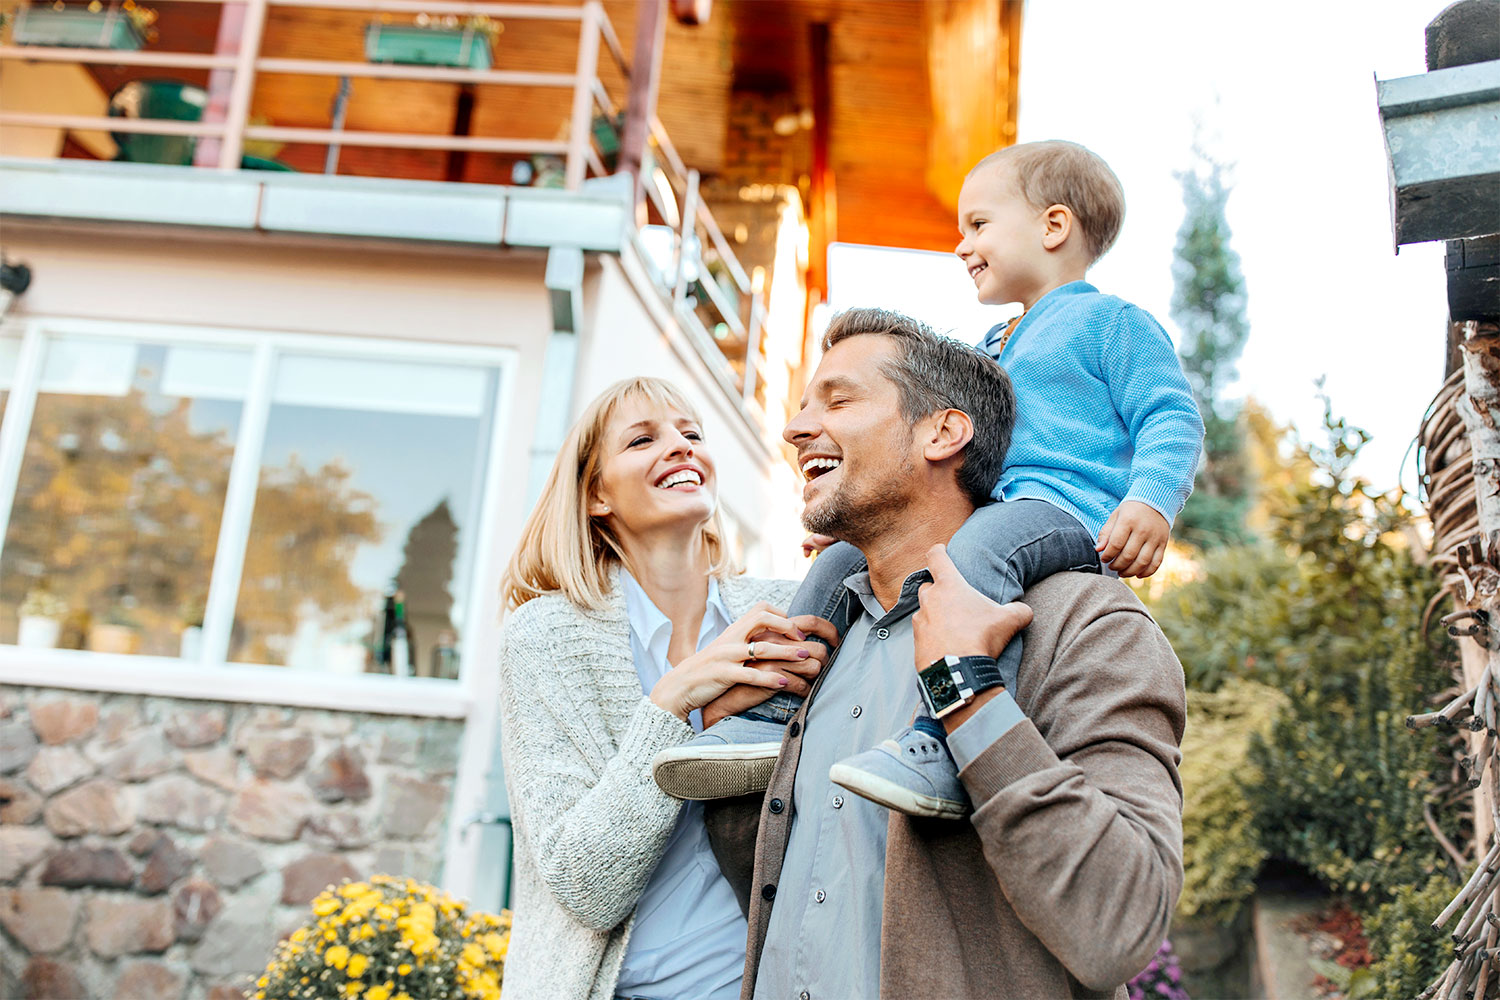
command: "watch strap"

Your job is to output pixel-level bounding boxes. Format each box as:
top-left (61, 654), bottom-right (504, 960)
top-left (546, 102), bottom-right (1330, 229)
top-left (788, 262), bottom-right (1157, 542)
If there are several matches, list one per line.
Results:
top-left (946, 655), bottom-right (1005, 694)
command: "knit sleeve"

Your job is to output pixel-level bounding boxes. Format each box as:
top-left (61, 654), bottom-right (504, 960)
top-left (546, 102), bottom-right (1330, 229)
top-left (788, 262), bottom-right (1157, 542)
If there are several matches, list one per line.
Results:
top-left (498, 603), bottom-right (695, 932)
top-left (1100, 304), bottom-right (1205, 524)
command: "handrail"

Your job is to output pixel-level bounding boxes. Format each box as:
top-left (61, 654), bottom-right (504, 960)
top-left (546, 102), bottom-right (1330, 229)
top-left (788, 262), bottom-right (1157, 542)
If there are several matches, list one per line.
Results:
top-left (0, 112), bottom-right (226, 137)
top-left (255, 59), bottom-right (576, 86)
top-left (267, 0), bottom-right (585, 17)
top-left (0, 45), bottom-right (237, 68)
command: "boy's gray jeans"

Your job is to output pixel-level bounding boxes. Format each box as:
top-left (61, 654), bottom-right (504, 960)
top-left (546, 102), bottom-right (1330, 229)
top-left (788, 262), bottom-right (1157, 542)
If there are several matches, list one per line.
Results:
top-left (743, 498), bottom-right (1102, 724)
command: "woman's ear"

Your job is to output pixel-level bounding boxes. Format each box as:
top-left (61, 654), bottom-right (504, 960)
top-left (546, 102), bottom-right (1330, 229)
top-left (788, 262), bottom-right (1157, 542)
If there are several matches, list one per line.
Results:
top-left (1042, 204), bottom-right (1074, 251)
top-left (923, 409), bottom-right (975, 463)
top-left (587, 495), bottom-right (612, 517)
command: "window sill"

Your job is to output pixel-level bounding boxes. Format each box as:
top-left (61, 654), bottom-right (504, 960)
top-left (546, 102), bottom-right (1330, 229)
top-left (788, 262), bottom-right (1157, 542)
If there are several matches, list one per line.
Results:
top-left (0, 646), bottom-right (473, 719)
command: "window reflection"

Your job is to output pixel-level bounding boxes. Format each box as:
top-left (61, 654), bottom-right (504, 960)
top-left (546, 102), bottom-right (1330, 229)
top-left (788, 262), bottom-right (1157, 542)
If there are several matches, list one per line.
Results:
top-left (0, 338), bottom-right (247, 655)
top-left (228, 353), bottom-right (495, 680)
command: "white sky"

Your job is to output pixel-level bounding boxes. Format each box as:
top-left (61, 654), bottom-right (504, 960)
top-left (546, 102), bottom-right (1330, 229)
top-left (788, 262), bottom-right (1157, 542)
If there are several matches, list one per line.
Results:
top-left (828, 0), bottom-right (1455, 495)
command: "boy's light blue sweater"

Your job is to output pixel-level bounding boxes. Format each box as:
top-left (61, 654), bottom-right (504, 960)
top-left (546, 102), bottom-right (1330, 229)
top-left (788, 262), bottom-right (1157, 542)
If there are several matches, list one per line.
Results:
top-left (983, 280), bottom-right (1204, 538)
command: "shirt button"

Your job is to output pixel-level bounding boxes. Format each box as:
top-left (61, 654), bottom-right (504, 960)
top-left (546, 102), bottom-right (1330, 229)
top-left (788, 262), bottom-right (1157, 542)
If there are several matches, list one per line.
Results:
top-left (876, 627), bottom-right (890, 640)
top-left (788, 721), bottom-right (801, 737)
top-left (800, 992), bottom-right (811, 1000)
top-left (769, 798), bottom-right (784, 814)
top-left (761, 883), bottom-right (777, 901)
top-left (850, 705), bottom-right (862, 718)
top-left (832, 795), bottom-right (844, 809)
top-left (814, 889), bottom-right (826, 903)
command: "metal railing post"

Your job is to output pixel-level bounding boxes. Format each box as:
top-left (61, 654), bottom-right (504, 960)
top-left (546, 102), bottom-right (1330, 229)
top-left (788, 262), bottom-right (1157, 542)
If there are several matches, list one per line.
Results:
top-left (218, 0), bottom-right (269, 171)
top-left (564, 0), bottom-right (602, 190)
top-left (742, 294), bottom-right (765, 405)
top-left (672, 169), bottom-right (699, 309)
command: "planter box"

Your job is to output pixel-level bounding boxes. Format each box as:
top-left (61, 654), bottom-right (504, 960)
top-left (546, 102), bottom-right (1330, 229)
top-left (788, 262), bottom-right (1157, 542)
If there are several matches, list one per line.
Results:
top-left (364, 23), bottom-right (492, 70)
top-left (13, 5), bottom-right (145, 50)
top-left (17, 616), bottom-right (62, 650)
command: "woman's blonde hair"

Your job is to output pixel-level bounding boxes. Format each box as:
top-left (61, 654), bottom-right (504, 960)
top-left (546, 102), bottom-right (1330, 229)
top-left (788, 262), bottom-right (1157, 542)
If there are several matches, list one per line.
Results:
top-left (501, 377), bottom-right (737, 610)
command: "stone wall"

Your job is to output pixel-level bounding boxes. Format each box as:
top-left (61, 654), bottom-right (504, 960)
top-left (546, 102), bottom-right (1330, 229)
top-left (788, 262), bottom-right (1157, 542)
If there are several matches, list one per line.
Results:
top-left (0, 685), bottom-right (465, 1000)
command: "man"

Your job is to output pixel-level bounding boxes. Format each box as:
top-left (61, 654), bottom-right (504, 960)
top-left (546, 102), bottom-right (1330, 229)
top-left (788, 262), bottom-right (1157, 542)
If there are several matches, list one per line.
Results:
top-left (723, 307), bottom-right (1185, 1000)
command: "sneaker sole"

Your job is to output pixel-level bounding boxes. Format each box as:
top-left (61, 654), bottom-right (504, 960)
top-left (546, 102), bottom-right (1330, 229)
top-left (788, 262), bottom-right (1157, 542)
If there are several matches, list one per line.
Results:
top-left (827, 763), bottom-right (968, 820)
top-left (652, 743), bottom-right (782, 801)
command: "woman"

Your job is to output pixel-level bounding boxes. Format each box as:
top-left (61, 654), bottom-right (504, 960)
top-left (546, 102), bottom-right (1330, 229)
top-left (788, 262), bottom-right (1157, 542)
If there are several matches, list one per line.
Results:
top-left (497, 376), bottom-right (833, 1000)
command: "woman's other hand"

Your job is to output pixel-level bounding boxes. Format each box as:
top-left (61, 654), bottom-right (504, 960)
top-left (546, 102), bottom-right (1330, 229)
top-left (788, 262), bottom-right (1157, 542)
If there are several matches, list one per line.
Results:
top-left (700, 613), bottom-right (838, 728)
top-left (801, 534), bottom-right (838, 557)
top-left (651, 604), bottom-right (829, 722)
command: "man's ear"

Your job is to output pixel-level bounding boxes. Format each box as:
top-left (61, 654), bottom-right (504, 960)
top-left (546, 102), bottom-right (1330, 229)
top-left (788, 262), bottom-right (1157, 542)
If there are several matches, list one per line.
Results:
top-left (922, 409), bottom-right (975, 463)
top-left (1042, 204), bottom-right (1074, 251)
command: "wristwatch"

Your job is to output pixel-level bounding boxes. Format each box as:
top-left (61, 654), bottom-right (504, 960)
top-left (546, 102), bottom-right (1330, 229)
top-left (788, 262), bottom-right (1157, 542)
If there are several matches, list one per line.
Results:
top-left (917, 655), bottom-right (1005, 719)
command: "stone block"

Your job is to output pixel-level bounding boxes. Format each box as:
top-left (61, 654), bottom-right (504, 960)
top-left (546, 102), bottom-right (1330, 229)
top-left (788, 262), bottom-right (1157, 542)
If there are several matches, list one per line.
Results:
top-left (190, 875), bottom-right (279, 977)
top-left (0, 777), bottom-right (42, 824)
top-left (138, 835), bottom-right (195, 894)
top-left (232, 709), bottom-right (293, 751)
top-left (0, 717), bottom-right (39, 774)
top-left (25, 745), bottom-right (95, 795)
top-left (302, 810), bottom-right (372, 850)
top-left (113, 959), bottom-right (186, 1000)
top-left (30, 698), bottom-right (99, 745)
top-left (0, 887), bottom-right (79, 952)
top-left (306, 746), bottom-right (371, 804)
top-left (417, 724), bottom-right (462, 775)
top-left (96, 702), bottom-right (142, 747)
top-left (379, 774), bottom-right (448, 840)
top-left (198, 835), bottom-right (264, 889)
top-left (0, 826), bottom-right (54, 881)
top-left (206, 985), bottom-right (252, 1000)
top-left (301, 710), bottom-right (354, 737)
top-left (104, 730), bottom-right (178, 782)
top-left (40, 846), bottom-right (134, 889)
top-left (376, 720), bottom-right (421, 765)
top-left (183, 746), bottom-right (240, 791)
top-left (84, 896), bottom-right (175, 956)
top-left (172, 878), bottom-right (223, 943)
top-left (44, 779), bottom-right (134, 837)
top-left (279, 852), bottom-right (360, 905)
top-left (20, 957), bottom-right (86, 1000)
top-left (227, 780), bottom-right (314, 843)
top-left (138, 774), bottom-right (227, 832)
top-left (244, 733), bottom-right (314, 781)
top-left (165, 707), bottom-right (227, 749)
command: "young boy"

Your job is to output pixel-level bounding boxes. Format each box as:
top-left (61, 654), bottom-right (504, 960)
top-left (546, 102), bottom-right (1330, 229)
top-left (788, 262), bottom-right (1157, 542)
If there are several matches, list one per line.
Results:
top-left (652, 140), bottom-right (1204, 819)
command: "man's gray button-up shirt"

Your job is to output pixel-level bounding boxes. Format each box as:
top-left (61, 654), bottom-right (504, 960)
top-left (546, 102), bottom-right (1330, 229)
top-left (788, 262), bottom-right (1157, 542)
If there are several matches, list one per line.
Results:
top-left (753, 568), bottom-right (928, 1000)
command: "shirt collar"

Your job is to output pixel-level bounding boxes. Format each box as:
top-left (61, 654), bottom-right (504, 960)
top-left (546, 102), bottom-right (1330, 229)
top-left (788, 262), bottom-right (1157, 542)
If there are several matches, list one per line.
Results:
top-left (983, 279), bottom-right (1098, 353)
top-left (841, 567), bottom-right (932, 623)
top-left (620, 571), bottom-right (731, 659)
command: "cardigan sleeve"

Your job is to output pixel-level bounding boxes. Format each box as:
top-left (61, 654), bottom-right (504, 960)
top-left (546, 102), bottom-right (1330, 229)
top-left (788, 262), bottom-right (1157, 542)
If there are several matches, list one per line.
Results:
top-left (955, 596), bottom-right (1185, 990)
top-left (498, 603), bottom-right (695, 932)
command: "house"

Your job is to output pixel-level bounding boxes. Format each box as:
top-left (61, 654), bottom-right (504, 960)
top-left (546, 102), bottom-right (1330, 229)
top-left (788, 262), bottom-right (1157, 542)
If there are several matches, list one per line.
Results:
top-left (0, 1), bottom-right (1022, 995)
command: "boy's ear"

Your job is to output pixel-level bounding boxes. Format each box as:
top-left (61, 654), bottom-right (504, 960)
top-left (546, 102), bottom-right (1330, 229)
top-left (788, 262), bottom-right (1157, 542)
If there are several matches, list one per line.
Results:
top-left (922, 408), bottom-right (975, 463)
top-left (1042, 204), bottom-right (1074, 251)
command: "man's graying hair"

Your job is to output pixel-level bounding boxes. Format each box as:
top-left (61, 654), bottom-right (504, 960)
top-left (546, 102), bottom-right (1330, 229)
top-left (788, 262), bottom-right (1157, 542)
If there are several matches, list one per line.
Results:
top-left (822, 307), bottom-right (1015, 508)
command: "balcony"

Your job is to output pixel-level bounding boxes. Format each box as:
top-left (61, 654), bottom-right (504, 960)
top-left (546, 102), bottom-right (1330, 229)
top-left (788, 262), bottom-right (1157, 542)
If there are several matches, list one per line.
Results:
top-left (0, 0), bottom-right (794, 421)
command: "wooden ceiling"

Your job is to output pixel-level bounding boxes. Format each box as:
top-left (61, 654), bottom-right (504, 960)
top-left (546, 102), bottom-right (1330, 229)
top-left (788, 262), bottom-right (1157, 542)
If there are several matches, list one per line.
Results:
top-left (58, 0), bottom-right (1021, 252)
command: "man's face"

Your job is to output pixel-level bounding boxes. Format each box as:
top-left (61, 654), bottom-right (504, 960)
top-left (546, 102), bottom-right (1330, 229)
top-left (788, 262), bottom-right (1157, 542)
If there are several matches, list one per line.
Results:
top-left (783, 335), bottom-right (920, 545)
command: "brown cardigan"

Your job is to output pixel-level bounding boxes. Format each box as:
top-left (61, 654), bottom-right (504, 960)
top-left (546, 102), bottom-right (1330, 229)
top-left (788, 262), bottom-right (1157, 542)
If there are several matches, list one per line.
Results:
top-left (710, 572), bottom-right (1186, 1000)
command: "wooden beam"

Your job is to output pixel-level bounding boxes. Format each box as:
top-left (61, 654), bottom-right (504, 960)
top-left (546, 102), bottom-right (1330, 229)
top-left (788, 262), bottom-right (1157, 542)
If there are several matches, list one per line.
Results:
top-left (193, 1), bottom-right (247, 168)
top-left (619, 0), bottom-right (667, 223)
top-left (806, 20), bottom-right (834, 299)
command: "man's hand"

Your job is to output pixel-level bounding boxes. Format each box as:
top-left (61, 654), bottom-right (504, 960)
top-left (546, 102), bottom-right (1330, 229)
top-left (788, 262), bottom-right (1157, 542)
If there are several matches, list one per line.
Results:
top-left (801, 533), bottom-right (838, 558)
top-left (913, 544), bottom-right (1033, 670)
top-left (700, 613), bottom-right (838, 728)
top-left (1095, 500), bottom-right (1170, 578)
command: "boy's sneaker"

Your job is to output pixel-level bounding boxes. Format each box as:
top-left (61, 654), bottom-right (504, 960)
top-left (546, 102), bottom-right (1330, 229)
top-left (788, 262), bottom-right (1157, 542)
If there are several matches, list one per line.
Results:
top-left (652, 715), bottom-right (786, 801)
top-left (828, 725), bottom-right (970, 820)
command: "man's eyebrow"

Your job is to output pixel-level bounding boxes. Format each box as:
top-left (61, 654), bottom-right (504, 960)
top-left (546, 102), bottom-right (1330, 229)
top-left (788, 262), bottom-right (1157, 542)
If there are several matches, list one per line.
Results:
top-left (816, 375), bottom-right (863, 396)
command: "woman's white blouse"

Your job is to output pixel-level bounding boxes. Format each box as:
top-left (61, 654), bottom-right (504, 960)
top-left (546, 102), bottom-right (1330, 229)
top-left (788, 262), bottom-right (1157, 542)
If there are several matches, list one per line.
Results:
top-left (614, 572), bottom-right (748, 1000)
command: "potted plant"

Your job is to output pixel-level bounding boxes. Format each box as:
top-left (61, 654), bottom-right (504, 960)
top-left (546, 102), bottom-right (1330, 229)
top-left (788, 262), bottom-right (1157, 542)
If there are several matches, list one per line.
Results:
top-left (17, 587), bottom-right (67, 649)
top-left (86, 600), bottom-right (141, 654)
top-left (12, 0), bottom-right (157, 50)
top-left (256, 875), bottom-right (511, 1000)
top-left (365, 13), bottom-right (500, 71)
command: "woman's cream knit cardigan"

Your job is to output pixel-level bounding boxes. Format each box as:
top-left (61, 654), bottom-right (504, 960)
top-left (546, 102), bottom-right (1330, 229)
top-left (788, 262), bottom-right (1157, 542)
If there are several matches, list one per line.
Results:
top-left (497, 571), bottom-right (797, 1000)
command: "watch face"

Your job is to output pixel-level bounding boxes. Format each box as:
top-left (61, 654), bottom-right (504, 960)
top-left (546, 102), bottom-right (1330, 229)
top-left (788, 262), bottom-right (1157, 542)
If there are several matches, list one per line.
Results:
top-left (919, 663), bottom-right (962, 711)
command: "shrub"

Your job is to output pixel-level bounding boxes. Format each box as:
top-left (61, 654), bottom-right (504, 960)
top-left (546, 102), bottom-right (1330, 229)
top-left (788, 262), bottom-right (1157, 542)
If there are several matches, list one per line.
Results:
top-left (1177, 678), bottom-right (1286, 923)
top-left (1364, 873), bottom-right (1461, 1000)
top-left (256, 875), bottom-right (511, 1000)
top-left (1127, 939), bottom-right (1190, 1000)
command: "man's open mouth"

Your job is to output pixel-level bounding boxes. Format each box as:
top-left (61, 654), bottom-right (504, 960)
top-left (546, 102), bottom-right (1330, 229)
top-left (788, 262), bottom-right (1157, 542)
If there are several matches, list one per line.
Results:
top-left (800, 456), bottom-right (842, 482)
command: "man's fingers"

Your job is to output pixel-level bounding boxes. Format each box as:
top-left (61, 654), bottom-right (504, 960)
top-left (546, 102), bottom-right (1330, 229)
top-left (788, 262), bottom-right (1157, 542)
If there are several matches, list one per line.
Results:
top-left (999, 601), bottom-right (1035, 630)
top-left (925, 543), bottom-right (960, 582)
top-left (737, 610), bottom-right (804, 644)
top-left (788, 614), bottom-right (839, 647)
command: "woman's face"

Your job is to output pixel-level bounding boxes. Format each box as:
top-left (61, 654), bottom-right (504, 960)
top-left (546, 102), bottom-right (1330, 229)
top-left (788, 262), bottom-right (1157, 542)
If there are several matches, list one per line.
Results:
top-left (590, 397), bottom-right (717, 541)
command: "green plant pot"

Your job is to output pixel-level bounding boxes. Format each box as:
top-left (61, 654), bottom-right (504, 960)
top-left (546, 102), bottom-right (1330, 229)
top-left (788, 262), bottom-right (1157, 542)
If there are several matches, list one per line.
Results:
top-left (13, 5), bottom-right (144, 50)
top-left (364, 23), bottom-right (492, 70)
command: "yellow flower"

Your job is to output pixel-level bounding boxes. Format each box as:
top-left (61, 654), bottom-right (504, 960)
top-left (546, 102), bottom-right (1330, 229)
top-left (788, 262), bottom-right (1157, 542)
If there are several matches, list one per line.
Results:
top-left (314, 896), bottom-right (342, 916)
top-left (397, 964), bottom-right (412, 977)
top-left (325, 945), bottom-right (350, 970)
top-left (394, 993), bottom-right (413, 1000)
top-left (367, 985), bottom-right (392, 1000)
top-left (461, 942), bottom-right (485, 967)
top-left (346, 953), bottom-right (369, 978)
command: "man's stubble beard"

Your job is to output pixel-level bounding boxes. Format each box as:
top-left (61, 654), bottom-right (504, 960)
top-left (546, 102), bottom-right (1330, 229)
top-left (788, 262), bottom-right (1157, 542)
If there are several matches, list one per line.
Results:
top-left (802, 451), bottom-right (918, 549)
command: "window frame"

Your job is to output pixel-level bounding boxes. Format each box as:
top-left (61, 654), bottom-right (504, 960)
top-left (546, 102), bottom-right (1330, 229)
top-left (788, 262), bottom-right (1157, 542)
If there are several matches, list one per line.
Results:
top-left (0, 317), bottom-right (517, 718)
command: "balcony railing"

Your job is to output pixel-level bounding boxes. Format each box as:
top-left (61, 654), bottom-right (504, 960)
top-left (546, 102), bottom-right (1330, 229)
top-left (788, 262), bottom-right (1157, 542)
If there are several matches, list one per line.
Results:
top-left (0, 0), bottom-right (774, 417)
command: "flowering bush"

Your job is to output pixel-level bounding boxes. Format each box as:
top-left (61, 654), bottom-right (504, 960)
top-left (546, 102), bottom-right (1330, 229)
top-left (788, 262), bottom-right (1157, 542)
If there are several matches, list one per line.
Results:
top-left (256, 875), bottom-right (511, 1000)
top-left (1127, 939), bottom-right (1189, 1000)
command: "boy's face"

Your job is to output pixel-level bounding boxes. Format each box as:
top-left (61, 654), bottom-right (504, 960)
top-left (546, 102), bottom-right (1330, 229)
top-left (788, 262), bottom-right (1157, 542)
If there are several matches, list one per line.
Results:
top-left (955, 163), bottom-right (1048, 307)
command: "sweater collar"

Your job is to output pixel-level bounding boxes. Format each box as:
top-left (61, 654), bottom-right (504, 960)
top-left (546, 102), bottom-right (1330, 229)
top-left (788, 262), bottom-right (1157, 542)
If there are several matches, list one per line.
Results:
top-left (984, 280), bottom-right (1097, 356)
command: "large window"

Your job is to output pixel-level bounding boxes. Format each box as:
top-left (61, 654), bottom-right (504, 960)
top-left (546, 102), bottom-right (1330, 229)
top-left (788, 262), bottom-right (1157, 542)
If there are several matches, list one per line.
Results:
top-left (0, 322), bottom-right (511, 686)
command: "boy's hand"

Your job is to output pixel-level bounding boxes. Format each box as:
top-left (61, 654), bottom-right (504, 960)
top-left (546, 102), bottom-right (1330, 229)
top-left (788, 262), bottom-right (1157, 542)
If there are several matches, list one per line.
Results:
top-left (1096, 500), bottom-right (1170, 578)
top-left (801, 534), bottom-right (837, 557)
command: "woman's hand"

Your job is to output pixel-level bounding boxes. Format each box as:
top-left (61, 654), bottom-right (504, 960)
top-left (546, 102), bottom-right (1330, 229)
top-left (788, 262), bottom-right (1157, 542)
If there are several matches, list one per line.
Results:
top-left (700, 613), bottom-right (839, 727)
top-left (651, 604), bottom-right (833, 722)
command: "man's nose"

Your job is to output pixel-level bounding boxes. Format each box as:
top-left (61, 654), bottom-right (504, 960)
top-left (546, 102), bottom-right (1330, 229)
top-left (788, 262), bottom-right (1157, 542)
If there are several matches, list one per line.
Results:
top-left (783, 408), bottom-right (816, 446)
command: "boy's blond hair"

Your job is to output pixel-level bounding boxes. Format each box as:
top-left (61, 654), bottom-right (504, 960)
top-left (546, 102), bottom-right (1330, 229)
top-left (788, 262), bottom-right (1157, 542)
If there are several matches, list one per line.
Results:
top-left (974, 140), bottom-right (1126, 264)
top-left (501, 376), bottom-right (736, 611)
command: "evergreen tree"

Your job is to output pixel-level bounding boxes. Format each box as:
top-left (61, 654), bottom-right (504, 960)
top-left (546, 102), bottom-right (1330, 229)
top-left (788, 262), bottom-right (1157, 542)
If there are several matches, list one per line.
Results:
top-left (1172, 149), bottom-right (1252, 548)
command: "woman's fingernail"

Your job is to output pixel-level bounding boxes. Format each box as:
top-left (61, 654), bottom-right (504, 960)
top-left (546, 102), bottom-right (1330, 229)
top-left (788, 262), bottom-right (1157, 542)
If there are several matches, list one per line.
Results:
top-left (797, 649), bottom-right (810, 659)
top-left (794, 630), bottom-right (805, 640)
top-left (778, 677), bottom-right (789, 686)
